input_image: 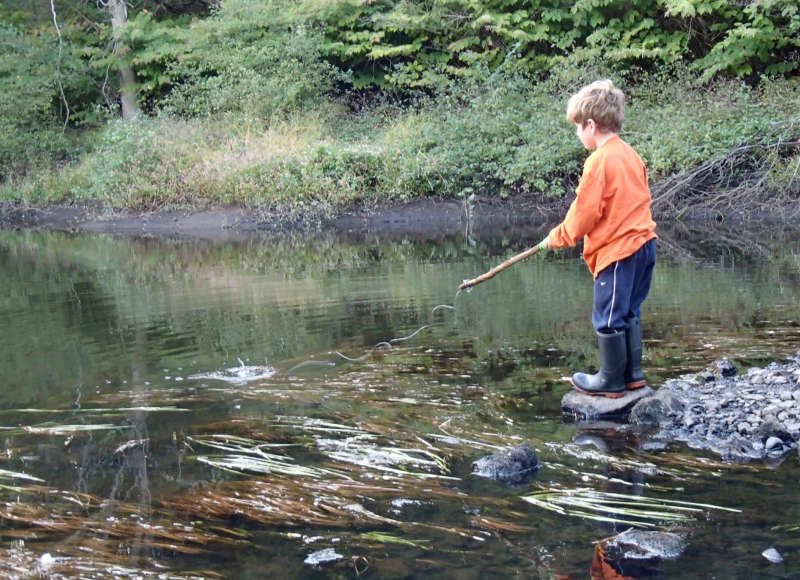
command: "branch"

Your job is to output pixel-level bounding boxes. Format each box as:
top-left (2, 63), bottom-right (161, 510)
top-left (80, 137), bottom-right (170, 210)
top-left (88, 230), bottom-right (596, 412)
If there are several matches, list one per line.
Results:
top-left (49, 0), bottom-right (70, 129)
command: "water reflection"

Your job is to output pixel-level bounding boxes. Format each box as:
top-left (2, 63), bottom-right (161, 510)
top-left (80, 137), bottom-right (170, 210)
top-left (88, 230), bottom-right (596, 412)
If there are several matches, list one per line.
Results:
top-left (0, 225), bottom-right (799, 577)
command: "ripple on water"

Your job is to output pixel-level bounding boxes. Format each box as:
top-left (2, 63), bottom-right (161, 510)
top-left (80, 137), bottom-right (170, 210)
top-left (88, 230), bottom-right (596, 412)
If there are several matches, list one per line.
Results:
top-left (189, 359), bottom-right (276, 385)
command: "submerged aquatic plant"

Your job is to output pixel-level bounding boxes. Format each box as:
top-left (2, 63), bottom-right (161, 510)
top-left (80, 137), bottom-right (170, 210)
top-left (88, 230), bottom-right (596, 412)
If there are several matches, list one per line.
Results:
top-left (0, 469), bottom-right (44, 483)
top-left (521, 487), bottom-right (740, 528)
top-left (21, 423), bottom-right (123, 435)
top-left (316, 436), bottom-right (456, 480)
top-left (359, 531), bottom-right (432, 549)
top-left (188, 435), bottom-right (347, 479)
top-left (195, 454), bottom-right (345, 479)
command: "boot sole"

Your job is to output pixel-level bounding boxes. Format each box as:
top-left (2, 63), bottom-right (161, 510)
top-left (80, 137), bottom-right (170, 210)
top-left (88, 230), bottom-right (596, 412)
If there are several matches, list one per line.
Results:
top-left (570, 380), bottom-right (626, 399)
top-left (626, 381), bottom-right (647, 390)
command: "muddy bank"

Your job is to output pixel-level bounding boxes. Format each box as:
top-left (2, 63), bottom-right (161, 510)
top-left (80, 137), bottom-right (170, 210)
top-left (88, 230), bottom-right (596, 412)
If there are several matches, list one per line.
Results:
top-left (0, 196), bottom-right (568, 241)
top-left (4, 190), bottom-right (800, 246)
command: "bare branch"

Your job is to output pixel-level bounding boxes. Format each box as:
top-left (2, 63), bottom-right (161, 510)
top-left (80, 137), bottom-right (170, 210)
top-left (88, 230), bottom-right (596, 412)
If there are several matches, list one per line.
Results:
top-left (49, 0), bottom-right (70, 129)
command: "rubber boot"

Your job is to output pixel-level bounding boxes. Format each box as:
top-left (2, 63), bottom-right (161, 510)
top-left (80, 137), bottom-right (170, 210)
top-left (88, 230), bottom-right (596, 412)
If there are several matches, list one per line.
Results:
top-left (624, 316), bottom-right (647, 390)
top-left (571, 330), bottom-right (627, 398)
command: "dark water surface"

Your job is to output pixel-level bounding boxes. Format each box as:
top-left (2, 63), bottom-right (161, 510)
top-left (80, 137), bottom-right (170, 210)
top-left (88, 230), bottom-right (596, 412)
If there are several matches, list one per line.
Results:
top-left (1, 225), bottom-right (800, 578)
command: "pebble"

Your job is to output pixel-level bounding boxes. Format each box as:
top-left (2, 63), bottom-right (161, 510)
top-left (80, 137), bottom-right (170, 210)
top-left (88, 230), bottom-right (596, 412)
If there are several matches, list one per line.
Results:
top-left (304, 548), bottom-right (343, 567)
top-left (762, 547), bottom-right (783, 564)
top-left (629, 352), bottom-right (800, 461)
top-left (39, 553), bottom-right (54, 570)
top-left (765, 436), bottom-right (783, 450)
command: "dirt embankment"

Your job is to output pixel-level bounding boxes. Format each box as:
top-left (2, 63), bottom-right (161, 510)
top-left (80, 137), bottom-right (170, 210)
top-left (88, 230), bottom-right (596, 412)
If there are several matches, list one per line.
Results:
top-left (4, 192), bottom-right (797, 244)
top-left (0, 195), bottom-right (571, 241)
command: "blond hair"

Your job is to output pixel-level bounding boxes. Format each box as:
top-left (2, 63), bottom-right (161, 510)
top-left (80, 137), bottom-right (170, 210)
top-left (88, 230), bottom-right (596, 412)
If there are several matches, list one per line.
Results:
top-left (566, 79), bottom-right (625, 133)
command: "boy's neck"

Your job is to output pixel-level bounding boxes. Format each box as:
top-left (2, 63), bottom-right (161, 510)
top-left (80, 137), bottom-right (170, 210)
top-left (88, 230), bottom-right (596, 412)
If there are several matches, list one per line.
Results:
top-left (593, 131), bottom-right (617, 149)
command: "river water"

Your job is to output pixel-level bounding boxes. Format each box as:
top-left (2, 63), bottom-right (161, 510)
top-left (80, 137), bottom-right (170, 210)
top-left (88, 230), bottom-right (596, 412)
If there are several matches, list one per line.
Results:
top-left (1, 225), bottom-right (799, 578)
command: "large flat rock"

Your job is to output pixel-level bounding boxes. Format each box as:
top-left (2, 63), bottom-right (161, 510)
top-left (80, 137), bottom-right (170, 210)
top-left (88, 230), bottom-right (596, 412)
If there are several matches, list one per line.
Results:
top-left (562, 387), bottom-right (655, 421)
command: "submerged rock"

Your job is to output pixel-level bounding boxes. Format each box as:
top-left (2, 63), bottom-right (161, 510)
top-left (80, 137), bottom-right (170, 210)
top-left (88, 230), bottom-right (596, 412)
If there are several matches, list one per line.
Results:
top-left (472, 443), bottom-right (539, 485)
top-left (304, 548), bottom-right (343, 567)
top-left (604, 530), bottom-right (685, 561)
top-left (561, 387), bottom-right (654, 421)
top-left (592, 530), bottom-right (684, 578)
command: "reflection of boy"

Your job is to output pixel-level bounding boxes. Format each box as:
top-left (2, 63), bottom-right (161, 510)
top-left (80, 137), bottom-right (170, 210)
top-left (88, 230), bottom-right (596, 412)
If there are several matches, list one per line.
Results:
top-left (539, 79), bottom-right (657, 398)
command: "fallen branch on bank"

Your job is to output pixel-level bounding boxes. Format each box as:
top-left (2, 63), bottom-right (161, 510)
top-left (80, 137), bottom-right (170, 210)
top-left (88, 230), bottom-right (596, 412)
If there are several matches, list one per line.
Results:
top-left (651, 139), bottom-right (800, 220)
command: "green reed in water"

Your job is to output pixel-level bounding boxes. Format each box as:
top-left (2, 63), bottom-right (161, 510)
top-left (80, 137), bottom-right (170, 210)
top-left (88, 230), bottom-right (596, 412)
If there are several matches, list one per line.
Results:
top-left (522, 487), bottom-right (741, 528)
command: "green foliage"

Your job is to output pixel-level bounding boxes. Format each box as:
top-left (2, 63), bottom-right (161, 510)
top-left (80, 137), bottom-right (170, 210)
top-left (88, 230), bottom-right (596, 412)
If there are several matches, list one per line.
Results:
top-left (626, 71), bottom-right (800, 178)
top-left (0, 23), bottom-right (92, 178)
top-left (161, 0), bottom-right (343, 118)
top-left (386, 64), bottom-right (582, 198)
top-left (690, 0), bottom-right (800, 79)
top-left (5, 66), bottom-right (798, 211)
top-left (111, 10), bottom-right (188, 109)
top-left (310, 0), bottom-right (799, 91)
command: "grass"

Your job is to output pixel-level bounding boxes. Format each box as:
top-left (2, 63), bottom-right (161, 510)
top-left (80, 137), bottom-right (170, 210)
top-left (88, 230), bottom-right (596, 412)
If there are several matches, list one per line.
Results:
top-left (2, 72), bottom-right (796, 216)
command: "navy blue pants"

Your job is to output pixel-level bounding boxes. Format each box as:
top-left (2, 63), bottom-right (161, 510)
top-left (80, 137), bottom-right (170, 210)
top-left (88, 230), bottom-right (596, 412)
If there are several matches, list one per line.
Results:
top-left (592, 239), bottom-right (656, 332)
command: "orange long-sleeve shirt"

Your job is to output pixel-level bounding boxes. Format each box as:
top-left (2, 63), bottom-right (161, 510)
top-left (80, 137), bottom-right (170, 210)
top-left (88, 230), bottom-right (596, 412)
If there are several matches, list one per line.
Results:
top-left (547, 135), bottom-right (657, 278)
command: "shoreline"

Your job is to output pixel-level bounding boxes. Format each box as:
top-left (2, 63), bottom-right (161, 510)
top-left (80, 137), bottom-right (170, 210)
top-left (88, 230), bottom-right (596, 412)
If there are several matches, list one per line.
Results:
top-left (2, 194), bottom-right (798, 242)
top-left (0, 196), bottom-right (567, 241)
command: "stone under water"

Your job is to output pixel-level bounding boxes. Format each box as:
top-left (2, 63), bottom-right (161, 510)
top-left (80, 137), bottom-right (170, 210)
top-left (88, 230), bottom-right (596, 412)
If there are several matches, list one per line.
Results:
top-left (472, 443), bottom-right (539, 485)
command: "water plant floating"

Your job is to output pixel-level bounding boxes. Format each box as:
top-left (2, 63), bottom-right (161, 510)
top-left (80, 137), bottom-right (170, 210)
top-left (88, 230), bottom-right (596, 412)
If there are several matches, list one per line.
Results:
top-left (521, 487), bottom-right (740, 528)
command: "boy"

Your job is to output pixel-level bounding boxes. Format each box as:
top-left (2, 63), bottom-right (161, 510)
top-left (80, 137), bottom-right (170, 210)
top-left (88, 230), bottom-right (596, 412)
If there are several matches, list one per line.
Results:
top-left (539, 79), bottom-right (657, 398)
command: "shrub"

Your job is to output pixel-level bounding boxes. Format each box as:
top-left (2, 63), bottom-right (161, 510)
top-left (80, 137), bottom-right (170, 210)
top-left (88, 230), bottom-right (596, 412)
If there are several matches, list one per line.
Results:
top-left (161, 0), bottom-right (344, 118)
top-left (0, 24), bottom-right (72, 179)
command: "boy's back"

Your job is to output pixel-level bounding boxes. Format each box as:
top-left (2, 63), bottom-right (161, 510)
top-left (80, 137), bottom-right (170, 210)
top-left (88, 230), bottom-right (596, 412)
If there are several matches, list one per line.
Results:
top-left (560, 135), bottom-right (656, 277)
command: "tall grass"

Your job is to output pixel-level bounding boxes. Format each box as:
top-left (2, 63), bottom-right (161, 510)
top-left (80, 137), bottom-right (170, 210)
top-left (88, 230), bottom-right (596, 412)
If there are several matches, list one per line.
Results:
top-left (2, 69), bottom-right (797, 212)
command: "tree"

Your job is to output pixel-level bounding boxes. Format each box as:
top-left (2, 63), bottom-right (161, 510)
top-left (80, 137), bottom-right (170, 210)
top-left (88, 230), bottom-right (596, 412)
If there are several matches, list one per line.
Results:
top-left (106, 0), bottom-right (139, 118)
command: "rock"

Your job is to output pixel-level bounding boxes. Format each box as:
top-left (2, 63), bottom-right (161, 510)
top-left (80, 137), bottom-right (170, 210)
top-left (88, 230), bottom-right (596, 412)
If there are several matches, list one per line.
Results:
top-left (604, 530), bottom-right (685, 561)
top-left (472, 443), bottom-right (539, 485)
top-left (561, 387), bottom-right (654, 421)
top-left (762, 547), bottom-right (783, 564)
top-left (697, 370), bottom-right (715, 383)
top-left (39, 553), bottom-right (54, 571)
top-left (759, 416), bottom-right (791, 441)
top-left (573, 433), bottom-right (609, 451)
top-left (766, 436), bottom-right (784, 450)
top-left (629, 388), bottom-right (684, 426)
top-left (621, 352), bottom-right (800, 462)
top-left (713, 359), bottom-right (737, 377)
top-left (304, 548), bottom-right (343, 567)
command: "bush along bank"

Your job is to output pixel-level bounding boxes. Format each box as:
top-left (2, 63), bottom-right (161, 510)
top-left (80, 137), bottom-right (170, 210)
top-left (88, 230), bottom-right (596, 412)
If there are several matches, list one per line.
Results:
top-left (628, 354), bottom-right (800, 462)
top-left (1, 69), bottom-right (798, 222)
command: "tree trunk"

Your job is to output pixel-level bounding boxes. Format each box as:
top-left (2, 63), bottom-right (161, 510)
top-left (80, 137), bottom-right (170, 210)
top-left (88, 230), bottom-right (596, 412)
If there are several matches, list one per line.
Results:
top-left (108, 0), bottom-right (139, 119)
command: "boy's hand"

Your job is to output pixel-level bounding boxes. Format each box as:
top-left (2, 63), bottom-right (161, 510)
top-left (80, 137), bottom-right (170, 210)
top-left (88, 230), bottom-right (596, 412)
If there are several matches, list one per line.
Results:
top-left (538, 237), bottom-right (550, 252)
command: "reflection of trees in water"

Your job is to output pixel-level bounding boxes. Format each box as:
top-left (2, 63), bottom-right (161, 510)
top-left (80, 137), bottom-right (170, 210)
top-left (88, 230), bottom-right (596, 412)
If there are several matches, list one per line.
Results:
top-left (657, 220), bottom-right (800, 273)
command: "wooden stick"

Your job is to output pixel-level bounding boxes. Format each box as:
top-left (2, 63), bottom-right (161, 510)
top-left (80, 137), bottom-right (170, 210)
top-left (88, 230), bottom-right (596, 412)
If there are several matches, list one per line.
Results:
top-left (459, 244), bottom-right (542, 290)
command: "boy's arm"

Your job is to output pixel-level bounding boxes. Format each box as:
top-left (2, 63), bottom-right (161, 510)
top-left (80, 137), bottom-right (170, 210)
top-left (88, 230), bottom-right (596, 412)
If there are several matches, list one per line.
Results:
top-left (545, 167), bottom-right (604, 249)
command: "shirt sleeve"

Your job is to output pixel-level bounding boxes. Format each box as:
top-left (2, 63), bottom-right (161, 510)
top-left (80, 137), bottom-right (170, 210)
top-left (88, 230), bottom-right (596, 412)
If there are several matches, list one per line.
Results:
top-left (547, 157), bottom-right (605, 248)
